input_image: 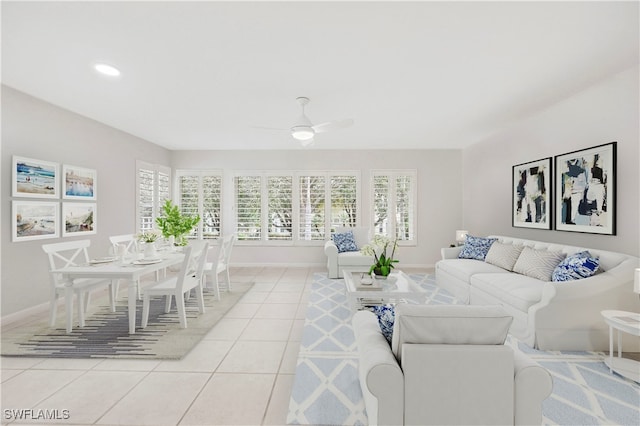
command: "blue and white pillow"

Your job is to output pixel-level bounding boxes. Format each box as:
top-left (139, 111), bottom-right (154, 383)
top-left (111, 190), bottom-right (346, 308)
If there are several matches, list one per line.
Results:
top-left (332, 231), bottom-right (358, 253)
top-left (371, 304), bottom-right (395, 344)
top-left (552, 251), bottom-right (600, 282)
top-left (458, 235), bottom-right (497, 261)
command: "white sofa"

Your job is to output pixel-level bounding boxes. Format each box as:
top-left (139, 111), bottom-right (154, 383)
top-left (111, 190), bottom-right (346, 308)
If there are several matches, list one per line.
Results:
top-left (436, 235), bottom-right (640, 351)
top-left (324, 226), bottom-right (374, 278)
top-left (352, 305), bottom-right (553, 426)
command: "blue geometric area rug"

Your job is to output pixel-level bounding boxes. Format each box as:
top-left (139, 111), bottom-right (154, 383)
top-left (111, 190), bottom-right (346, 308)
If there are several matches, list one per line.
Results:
top-left (287, 273), bottom-right (640, 426)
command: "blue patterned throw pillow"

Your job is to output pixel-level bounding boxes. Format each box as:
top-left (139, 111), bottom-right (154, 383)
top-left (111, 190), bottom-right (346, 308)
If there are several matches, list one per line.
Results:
top-left (552, 251), bottom-right (600, 282)
top-left (370, 304), bottom-right (395, 344)
top-left (458, 235), bottom-right (497, 261)
top-left (332, 231), bottom-right (358, 253)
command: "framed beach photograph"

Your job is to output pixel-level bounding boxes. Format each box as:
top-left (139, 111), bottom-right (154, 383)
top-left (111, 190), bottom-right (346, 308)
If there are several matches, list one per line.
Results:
top-left (12, 201), bottom-right (60, 242)
top-left (63, 202), bottom-right (97, 236)
top-left (555, 142), bottom-right (616, 235)
top-left (512, 157), bottom-right (552, 229)
top-left (63, 165), bottom-right (97, 200)
top-left (12, 156), bottom-right (59, 198)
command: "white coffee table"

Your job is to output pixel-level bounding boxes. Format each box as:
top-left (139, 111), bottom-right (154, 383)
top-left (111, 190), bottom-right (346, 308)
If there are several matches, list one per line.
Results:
top-left (601, 310), bottom-right (640, 383)
top-left (343, 270), bottom-right (428, 312)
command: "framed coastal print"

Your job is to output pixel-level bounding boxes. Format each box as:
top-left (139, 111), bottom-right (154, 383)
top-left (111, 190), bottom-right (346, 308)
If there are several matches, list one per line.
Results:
top-left (12, 156), bottom-right (59, 198)
top-left (512, 157), bottom-right (552, 229)
top-left (555, 142), bottom-right (616, 235)
top-left (63, 165), bottom-right (97, 200)
top-left (12, 201), bottom-right (60, 242)
top-left (62, 202), bottom-right (97, 236)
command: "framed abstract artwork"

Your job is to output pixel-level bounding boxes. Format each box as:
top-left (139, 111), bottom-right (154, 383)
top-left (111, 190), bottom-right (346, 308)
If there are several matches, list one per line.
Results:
top-left (512, 157), bottom-right (552, 229)
top-left (62, 202), bottom-right (97, 237)
top-left (63, 164), bottom-right (97, 200)
top-left (555, 142), bottom-right (616, 235)
top-left (12, 156), bottom-right (59, 198)
top-left (12, 201), bottom-right (60, 242)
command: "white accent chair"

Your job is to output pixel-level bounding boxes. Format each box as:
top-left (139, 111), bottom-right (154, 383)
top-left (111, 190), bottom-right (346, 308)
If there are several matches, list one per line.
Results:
top-left (352, 304), bottom-right (553, 426)
top-left (324, 226), bottom-right (374, 279)
top-left (141, 241), bottom-right (209, 329)
top-left (42, 240), bottom-right (117, 332)
top-left (109, 234), bottom-right (141, 298)
top-left (204, 234), bottom-right (235, 300)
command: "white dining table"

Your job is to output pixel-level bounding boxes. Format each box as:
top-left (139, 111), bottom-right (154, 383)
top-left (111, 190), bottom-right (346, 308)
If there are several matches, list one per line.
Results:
top-left (53, 252), bottom-right (184, 334)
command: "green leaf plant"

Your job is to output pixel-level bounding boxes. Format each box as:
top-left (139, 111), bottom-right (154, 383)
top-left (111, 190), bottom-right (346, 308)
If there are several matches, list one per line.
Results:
top-left (155, 199), bottom-right (201, 246)
top-left (360, 234), bottom-right (399, 276)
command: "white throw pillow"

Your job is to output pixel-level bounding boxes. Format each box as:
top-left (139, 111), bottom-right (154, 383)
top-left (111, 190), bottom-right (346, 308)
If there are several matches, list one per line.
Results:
top-left (484, 242), bottom-right (524, 271)
top-left (513, 246), bottom-right (566, 281)
top-left (390, 304), bottom-right (513, 361)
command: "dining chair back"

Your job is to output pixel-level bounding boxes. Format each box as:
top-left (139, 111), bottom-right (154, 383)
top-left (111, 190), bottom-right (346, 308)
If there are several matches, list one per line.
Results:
top-left (42, 239), bottom-right (116, 330)
top-left (141, 241), bottom-right (209, 329)
top-left (109, 234), bottom-right (138, 258)
top-left (204, 234), bottom-right (236, 299)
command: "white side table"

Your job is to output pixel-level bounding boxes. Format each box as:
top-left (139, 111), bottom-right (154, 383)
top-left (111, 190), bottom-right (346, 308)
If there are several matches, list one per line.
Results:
top-left (601, 310), bottom-right (640, 383)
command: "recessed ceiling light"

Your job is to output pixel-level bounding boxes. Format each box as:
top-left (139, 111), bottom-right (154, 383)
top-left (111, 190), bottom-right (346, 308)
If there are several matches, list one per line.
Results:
top-left (94, 63), bottom-right (121, 77)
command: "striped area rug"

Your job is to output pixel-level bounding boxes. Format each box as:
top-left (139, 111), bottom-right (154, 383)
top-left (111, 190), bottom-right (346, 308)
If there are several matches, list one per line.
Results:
top-left (1, 282), bottom-right (252, 359)
top-left (288, 273), bottom-right (640, 426)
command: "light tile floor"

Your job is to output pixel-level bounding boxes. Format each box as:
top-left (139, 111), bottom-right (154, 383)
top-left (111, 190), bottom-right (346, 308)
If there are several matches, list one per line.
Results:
top-left (0, 266), bottom-right (320, 426)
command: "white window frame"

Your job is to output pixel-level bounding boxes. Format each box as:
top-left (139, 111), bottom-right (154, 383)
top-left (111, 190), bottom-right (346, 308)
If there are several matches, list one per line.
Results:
top-left (175, 169), bottom-right (223, 240)
top-left (233, 170), bottom-right (361, 246)
top-left (370, 169), bottom-right (417, 246)
top-left (135, 160), bottom-right (171, 234)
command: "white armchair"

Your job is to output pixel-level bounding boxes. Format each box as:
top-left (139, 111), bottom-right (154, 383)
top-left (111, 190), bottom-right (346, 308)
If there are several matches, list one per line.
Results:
top-left (352, 304), bottom-right (553, 426)
top-left (324, 226), bottom-right (374, 279)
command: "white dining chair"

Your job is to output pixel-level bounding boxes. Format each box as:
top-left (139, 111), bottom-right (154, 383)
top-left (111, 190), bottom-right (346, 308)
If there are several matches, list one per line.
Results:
top-left (203, 234), bottom-right (235, 300)
top-left (42, 240), bottom-right (117, 330)
top-left (109, 233), bottom-right (144, 299)
top-left (141, 241), bottom-right (209, 329)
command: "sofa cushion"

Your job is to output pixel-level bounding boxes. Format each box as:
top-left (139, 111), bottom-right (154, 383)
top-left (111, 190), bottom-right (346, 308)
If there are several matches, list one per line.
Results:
top-left (458, 235), bottom-right (497, 260)
top-left (332, 230), bottom-right (358, 253)
top-left (552, 251), bottom-right (600, 282)
top-left (485, 242), bottom-right (524, 271)
top-left (370, 304), bottom-right (395, 344)
top-left (513, 246), bottom-right (566, 281)
top-left (391, 304), bottom-right (512, 360)
top-left (437, 258), bottom-right (510, 283)
top-left (470, 273), bottom-right (545, 312)
top-left (338, 251), bottom-right (375, 266)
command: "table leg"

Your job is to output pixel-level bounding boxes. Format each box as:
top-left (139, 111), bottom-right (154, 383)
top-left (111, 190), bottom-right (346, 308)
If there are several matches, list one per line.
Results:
top-left (128, 279), bottom-right (137, 334)
top-left (608, 324), bottom-right (613, 374)
top-left (617, 330), bottom-right (622, 358)
top-left (65, 287), bottom-right (74, 334)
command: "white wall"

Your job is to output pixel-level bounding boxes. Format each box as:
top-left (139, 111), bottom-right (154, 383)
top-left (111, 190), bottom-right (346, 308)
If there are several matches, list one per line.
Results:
top-left (1, 86), bottom-right (172, 316)
top-left (171, 149), bottom-right (463, 268)
top-left (462, 66), bottom-right (640, 256)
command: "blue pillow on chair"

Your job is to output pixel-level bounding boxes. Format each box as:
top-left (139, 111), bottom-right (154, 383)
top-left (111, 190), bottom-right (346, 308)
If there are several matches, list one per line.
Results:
top-left (332, 231), bottom-right (358, 253)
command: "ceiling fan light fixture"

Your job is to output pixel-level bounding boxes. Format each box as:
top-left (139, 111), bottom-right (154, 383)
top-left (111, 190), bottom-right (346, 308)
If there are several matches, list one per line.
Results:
top-left (291, 126), bottom-right (315, 141)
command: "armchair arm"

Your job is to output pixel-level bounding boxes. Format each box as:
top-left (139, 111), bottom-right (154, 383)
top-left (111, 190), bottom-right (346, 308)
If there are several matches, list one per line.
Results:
top-left (353, 311), bottom-right (404, 426)
top-left (324, 240), bottom-right (339, 279)
top-left (513, 350), bottom-right (553, 426)
top-left (441, 246), bottom-right (463, 260)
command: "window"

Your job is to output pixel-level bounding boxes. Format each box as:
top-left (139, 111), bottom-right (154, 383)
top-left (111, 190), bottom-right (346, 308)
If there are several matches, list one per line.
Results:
top-left (136, 161), bottom-right (171, 233)
top-left (372, 170), bottom-right (416, 243)
top-left (235, 171), bottom-right (360, 244)
top-left (176, 170), bottom-right (222, 240)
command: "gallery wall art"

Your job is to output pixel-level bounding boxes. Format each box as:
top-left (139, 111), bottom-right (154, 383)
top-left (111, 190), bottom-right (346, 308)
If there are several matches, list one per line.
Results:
top-left (512, 157), bottom-right (552, 229)
top-left (63, 203), bottom-right (97, 237)
top-left (63, 165), bottom-right (97, 200)
top-left (12, 201), bottom-right (60, 242)
top-left (555, 142), bottom-right (616, 235)
top-left (12, 156), bottom-right (59, 198)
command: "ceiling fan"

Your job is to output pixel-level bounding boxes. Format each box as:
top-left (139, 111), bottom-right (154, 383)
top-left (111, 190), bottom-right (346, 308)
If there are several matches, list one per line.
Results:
top-left (255, 97), bottom-right (354, 147)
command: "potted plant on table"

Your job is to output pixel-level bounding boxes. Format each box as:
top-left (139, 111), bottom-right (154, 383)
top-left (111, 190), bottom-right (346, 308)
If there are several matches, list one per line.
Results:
top-left (155, 199), bottom-right (201, 246)
top-left (360, 234), bottom-right (399, 278)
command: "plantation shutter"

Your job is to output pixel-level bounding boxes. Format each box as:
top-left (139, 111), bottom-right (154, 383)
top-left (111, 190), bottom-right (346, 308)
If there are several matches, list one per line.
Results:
top-left (138, 167), bottom-right (155, 232)
top-left (395, 175), bottom-right (415, 241)
top-left (267, 176), bottom-right (293, 240)
top-left (178, 175), bottom-right (199, 238)
top-left (371, 170), bottom-right (416, 243)
top-left (299, 175), bottom-right (325, 241)
top-left (202, 175), bottom-right (221, 239)
top-left (373, 175), bottom-right (389, 235)
top-left (235, 176), bottom-right (261, 241)
top-left (136, 161), bottom-right (172, 233)
top-left (330, 175), bottom-right (358, 229)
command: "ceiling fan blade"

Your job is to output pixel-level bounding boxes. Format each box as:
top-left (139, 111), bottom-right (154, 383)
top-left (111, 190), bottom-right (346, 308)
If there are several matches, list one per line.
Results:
top-left (312, 118), bottom-right (354, 134)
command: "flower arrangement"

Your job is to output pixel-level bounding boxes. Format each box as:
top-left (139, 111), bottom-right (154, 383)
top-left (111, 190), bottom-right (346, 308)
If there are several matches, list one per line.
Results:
top-left (137, 229), bottom-right (161, 243)
top-left (360, 234), bottom-right (399, 276)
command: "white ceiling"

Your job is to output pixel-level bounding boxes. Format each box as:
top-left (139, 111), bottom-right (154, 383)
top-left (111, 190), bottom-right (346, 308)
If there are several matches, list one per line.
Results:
top-left (2, 1), bottom-right (638, 150)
